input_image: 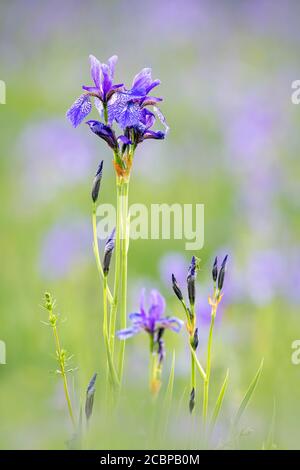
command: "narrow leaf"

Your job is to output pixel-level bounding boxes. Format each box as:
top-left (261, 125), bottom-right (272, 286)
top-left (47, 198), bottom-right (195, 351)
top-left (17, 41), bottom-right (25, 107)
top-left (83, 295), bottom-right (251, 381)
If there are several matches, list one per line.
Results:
top-left (164, 350), bottom-right (176, 407)
top-left (210, 369), bottom-right (229, 432)
top-left (234, 358), bottom-right (264, 428)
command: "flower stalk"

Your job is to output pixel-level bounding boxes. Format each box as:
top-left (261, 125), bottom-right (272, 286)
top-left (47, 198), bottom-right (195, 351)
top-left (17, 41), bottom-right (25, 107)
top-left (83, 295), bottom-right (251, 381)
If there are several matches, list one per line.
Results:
top-left (43, 293), bottom-right (75, 428)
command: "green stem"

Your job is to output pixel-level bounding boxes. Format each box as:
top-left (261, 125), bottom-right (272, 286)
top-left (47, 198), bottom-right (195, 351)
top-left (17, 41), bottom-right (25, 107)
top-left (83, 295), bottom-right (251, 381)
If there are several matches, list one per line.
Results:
top-left (118, 180), bottom-right (129, 382)
top-left (109, 179), bottom-right (122, 357)
top-left (92, 205), bottom-right (113, 304)
top-left (203, 310), bottom-right (216, 427)
top-left (52, 325), bottom-right (75, 428)
top-left (103, 275), bottom-right (120, 390)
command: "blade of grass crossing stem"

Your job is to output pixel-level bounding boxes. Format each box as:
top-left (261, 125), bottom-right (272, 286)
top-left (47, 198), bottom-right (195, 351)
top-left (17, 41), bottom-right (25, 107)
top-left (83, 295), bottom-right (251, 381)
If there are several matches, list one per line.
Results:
top-left (210, 369), bottom-right (229, 432)
top-left (234, 358), bottom-right (264, 428)
top-left (164, 351), bottom-right (175, 408)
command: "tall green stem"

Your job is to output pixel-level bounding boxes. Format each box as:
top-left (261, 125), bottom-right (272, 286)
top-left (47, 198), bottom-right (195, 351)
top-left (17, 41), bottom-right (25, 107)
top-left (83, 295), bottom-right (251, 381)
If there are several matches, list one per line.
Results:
top-left (203, 310), bottom-right (216, 427)
top-left (118, 180), bottom-right (129, 382)
top-left (109, 179), bottom-right (122, 357)
top-left (103, 275), bottom-right (119, 390)
top-left (52, 325), bottom-right (75, 428)
top-left (92, 205), bottom-right (113, 304)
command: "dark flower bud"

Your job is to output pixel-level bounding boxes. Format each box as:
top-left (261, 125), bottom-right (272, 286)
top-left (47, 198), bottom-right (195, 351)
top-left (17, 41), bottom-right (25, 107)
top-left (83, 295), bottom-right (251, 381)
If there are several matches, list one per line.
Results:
top-left (189, 387), bottom-right (195, 414)
top-left (187, 307), bottom-right (193, 323)
top-left (86, 120), bottom-right (118, 150)
top-left (103, 228), bottom-right (116, 275)
top-left (187, 256), bottom-right (196, 306)
top-left (191, 328), bottom-right (199, 351)
top-left (172, 274), bottom-right (183, 301)
top-left (217, 255), bottom-right (228, 291)
top-left (85, 373), bottom-right (97, 424)
top-left (91, 160), bottom-right (103, 203)
top-left (212, 256), bottom-right (218, 283)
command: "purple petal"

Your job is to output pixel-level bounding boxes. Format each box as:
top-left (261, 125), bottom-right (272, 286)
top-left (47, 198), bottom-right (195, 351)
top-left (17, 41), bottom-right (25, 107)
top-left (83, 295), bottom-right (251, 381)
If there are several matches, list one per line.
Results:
top-left (107, 55), bottom-right (118, 78)
top-left (66, 94), bottom-right (92, 128)
top-left (141, 96), bottom-right (163, 107)
top-left (118, 135), bottom-right (132, 145)
top-left (101, 63), bottom-right (112, 100)
top-left (143, 130), bottom-right (165, 140)
top-left (148, 290), bottom-right (166, 320)
top-left (139, 289), bottom-right (147, 319)
top-left (158, 317), bottom-right (183, 333)
top-left (128, 312), bottom-right (144, 325)
top-left (117, 326), bottom-right (140, 340)
top-left (82, 86), bottom-right (100, 94)
top-left (145, 79), bottom-right (161, 94)
top-left (89, 54), bottom-right (101, 89)
top-left (153, 106), bottom-right (169, 133)
top-left (132, 68), bottom-right (153, 95)
top-left (86, 120), bottom-right (117, 149)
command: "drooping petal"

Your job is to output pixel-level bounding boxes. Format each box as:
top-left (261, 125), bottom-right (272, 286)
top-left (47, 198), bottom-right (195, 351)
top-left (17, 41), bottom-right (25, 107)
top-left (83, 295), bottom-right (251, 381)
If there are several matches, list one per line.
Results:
top-left (86, 120), bottom-right (118, 149)
top-left (89, 54), bottom-right (101, 90)
top-left (153, 106), bottom-right (169, 133)
top-left (158, 317), bottom-right (183, 333)
top-left (145, 79), bottom-right (161, 94)
top-left (140, 108), bottom-right (156, 129)
top-left (66, 94), bottom-right (92, 128)
top-left (143, 130), bottom-right (165, 140)
top-left (117, 326), bottom-right (140, 340)
top-left (128, 312), bottom-right (145, 326)
top-left (141, 96), bottom-right (163, 107)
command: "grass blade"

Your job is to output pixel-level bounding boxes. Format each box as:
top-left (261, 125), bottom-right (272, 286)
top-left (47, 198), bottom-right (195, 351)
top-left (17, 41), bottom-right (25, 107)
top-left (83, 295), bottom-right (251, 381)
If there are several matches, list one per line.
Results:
top-left (210, 369), bottom-right (229, 432)
top-left (164, 350), bottom-right (176, 407)
top-left (234, 358), bottom-right (264, 428)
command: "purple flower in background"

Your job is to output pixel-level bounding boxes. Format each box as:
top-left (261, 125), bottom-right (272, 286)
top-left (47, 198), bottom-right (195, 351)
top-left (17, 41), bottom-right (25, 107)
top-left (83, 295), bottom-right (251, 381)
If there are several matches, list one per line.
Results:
top-left (16, 119), bottom-right (95, 207)
top-left (67, 54), bottom-right (123, 127)
top-left (38, 216), bottom-right (92, 280)
top-left (117, 289), bottom-right (183, 340)
top-left (159, 252), bottom-right (188, 289)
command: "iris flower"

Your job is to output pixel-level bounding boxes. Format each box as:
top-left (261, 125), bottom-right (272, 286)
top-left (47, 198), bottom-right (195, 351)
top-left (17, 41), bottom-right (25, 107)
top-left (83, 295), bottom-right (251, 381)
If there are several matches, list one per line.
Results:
top-left (67, 54), bottom-right (123, 128)
top-left (117, 289), bottom-right (183, 341)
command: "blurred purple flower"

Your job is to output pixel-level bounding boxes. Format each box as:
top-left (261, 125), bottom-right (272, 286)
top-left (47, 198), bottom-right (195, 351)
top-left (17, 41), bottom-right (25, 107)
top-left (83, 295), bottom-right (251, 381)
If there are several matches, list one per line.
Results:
top-left (17, 119), bottom-right (95, 206)
top-left (117, 289), bottom-right (183, 340)
top-left (38, 216), bottom-right (92, 280)
top-left (159, 252), bottom-right (188, 289)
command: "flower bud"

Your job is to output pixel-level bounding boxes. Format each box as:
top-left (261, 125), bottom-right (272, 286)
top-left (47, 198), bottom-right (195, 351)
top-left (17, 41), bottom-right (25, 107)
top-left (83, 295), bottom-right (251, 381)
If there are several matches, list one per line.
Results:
top-left (172, 274), bottom-right (183, 301)
top-left (191, 327), bottom-right (199, 351)
top-left (187, 256), bottom-right (196, 307)
top-left (212, 256), bottom-right (218, 283)
top-left (85, 373), bottom-right (97, 423)
top-left (189, 387), bottom-right (195, 414)
top-left (217, 255), bottom-right (228, 291)
top-left (103, 227), bottom-right (116, 275)
top-left (91, 160), bottom-right (103, 203)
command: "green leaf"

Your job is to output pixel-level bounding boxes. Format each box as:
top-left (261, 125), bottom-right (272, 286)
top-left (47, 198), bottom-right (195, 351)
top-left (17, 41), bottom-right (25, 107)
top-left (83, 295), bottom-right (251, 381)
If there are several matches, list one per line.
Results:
top-left (234, 358), bottom-right (264, 428)
top-left (210, 369), bottom-right (229, 432)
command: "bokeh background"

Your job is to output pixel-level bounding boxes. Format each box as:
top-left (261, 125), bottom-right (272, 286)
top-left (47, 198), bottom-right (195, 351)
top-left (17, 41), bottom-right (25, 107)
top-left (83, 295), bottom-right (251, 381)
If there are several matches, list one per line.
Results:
top-left (1, 0), bottom-right (300, 450)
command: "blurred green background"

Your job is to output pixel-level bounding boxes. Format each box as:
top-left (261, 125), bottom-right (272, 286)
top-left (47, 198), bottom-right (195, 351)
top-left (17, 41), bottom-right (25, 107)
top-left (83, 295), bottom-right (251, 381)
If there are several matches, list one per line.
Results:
top-left (1, 0), bottom-right (300, 450)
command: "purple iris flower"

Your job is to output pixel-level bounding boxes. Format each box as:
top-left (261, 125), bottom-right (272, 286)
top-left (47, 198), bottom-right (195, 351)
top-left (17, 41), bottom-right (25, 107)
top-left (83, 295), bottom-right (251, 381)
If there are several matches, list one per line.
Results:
top-left (67, 54), bottom-right (123, 128)
top-left (117, 289), bottom-right (183, 341)
top-left (107, 67), bottom-right (168, 134)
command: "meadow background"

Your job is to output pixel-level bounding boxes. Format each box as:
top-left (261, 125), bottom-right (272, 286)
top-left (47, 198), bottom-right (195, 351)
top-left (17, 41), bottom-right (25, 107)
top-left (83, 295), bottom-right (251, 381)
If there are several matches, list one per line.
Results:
top-left (0, 0), bottom-right (300, 449)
